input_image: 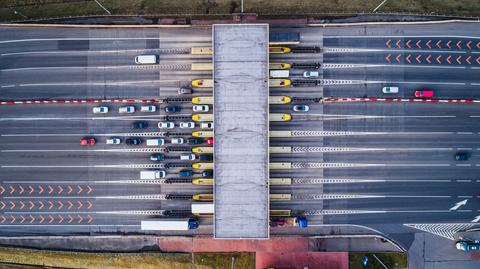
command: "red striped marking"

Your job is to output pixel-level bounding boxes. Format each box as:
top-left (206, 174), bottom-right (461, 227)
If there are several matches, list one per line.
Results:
top-left (322, 97), bottom-right (480, 103)
top-left (0, 216), bottom-right (5, 224)
top-left (0, 98), bottom-right (164, 106)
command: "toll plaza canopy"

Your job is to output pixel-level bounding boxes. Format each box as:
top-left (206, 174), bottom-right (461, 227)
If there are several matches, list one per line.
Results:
top-left (213, 24), bottom-right (270, 239)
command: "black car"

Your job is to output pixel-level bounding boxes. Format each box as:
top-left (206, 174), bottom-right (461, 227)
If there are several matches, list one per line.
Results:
top-left (187, 137), bottom-right (204, 145)
top-left (132, 121), bottom-right (148, 129)
top-left (165, 105), bottom-right (181, 113)
top-left (201, 170), bottom-right (213, 178)
top-left (455, 152), bottom-right (469, 161)
top-left (126, 137), bottom-right (142, 145)
top-left (199, 154), bottom-right (213, 161)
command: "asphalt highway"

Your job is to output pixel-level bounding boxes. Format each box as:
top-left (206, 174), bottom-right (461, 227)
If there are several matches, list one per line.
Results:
top-left (1, 23), bottom-right (480, 251)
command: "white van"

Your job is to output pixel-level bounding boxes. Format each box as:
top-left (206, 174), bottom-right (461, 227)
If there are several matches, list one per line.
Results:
top-left (382, 86), bottom-right (399, 94)
top-left (146, 138), bottom-right (165, 146)
top-left (135, 55), bottom-right (157, 64)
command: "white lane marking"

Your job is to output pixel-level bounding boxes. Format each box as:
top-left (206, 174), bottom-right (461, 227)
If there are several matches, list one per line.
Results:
top-left (0, 164), bottom-right (161, 168)
top-left (457, 148), bottom-right (473, 150)
top-left (0, 225), bottom-right (140, 227)
top-left (309, 114), bottom-right (456, 118)
top-left (325, 48), bottom-right (468, 54)
top-left (394, 81), bottom-right (466, 85)
top-left (325, 64), bottom-right (466, 69)
top-left (457, 132), bottom-right (473, 135)
top-left (1, 48), bottom-right (187, 56)
top-left (458, 196), bottom-right (473, 198)
top-left (456, 164), bottom-right (472, 167)
top-left (457, 180), bottom-right (473, 182)
top-left (450, 199), bottom-right (468, 211)
top-left (15, 80), bottom-right (180, 87)
top-left (0, 37), bottom-right (211, 44)
top-left (471, 83), bottom-right (480, 86)
top-left (0, 85), bottom-right (15, 88)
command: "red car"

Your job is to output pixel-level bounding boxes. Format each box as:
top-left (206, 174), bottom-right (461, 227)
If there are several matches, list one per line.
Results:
top-left (206, 138), bottom-right (214, 145)
top-left (414, 90), bottom-right (434, 98)
top-left (80, 137), bottom-right (96, 146)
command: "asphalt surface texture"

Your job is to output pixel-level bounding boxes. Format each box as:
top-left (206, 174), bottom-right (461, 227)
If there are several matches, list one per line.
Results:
top-left (1, 23), bottom-right (480, 266)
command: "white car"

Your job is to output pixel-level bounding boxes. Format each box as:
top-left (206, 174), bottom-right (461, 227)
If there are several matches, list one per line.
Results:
top-left (158, 122), bottom-right (174, 129)
top-left (303, 71), bottom-right (319, 78)
top-left (180, 154), bottom-right (196, 161)
top-left (201, 122), bottom-right (214, 129)
top-left (93, 106), bottom-right (109, 114)
top-left (171, 138), bottom-right (184, 144)
top-left (180, 122), bottom-right (195, 129)
top-left (140, 105), bottom-right (156, 112)
top-left (119, 106), bottom-right (135, 113)
top-left (106, 137), bottom-right (121, 145)
top-left (193, 105), bottom-right (209, 112)
top-left (382, 86), bottom-right (399, 94)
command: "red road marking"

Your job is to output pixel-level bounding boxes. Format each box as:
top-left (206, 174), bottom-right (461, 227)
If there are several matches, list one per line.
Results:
top-left (19, 186), bottom-right (24, 195)
top-left (396, 40), bottom-right (401, 48)
top-left (456, 55), bottom-right (462, 64)
top-left (87, 215), bottom-right (93, 224)
top-left (77, 201), bottom-right (83, 209)
top-left (477, 56), bottom-right (480, 64)
top-left (39, 215), bottom-right (45, 224)
top-left (466, 56), bottom-right (472, 65)
top-left (436, 40), bottom-right (442, 48)
top-left (416, 40), bottom-right (422, 48)
top-left (87, 186), bottom-right (93, 194)
top-left (28, 186), bottom-right (34, 195)
top-left (77, 186), bottom-right (83, 194)
top-left (67, 185), bottom-right (73, 195)
top-left (406, 40), bottom-right (412, 49)
top-left (19, 201), bottom-right (25, 210)
top-left (29, 201), bottom-right (34, 210)
top-left (386, 53), bottom-right (392, 62)
top-left (477, 41), bottom-right (480, 49)
top-left (9, 215), bottom-right (15, 224)
top-left (426, 55), bottom-right (432, 64)
top-left (48, 185), bottom-right (53, 194)
top-left (386, 39), bottom-right (392, 48)
top-left (19, 215), bottom-right (25, 224)
top-left (467, 41), bottom-right (472, 49)
top-left (0, 186), bottom-right (4, 195)
top-left (446, 55), bottom-right (452, 64)
top-left (0, 216), bottom-right (5, 224)
top-left (9, 201), bottom-right (14, 210)
top-left (38, 185), bottom-right (44, 194)
top-left (406, 54), bottom-right (412, 63)
top-left (1, 98), bottom-right (165, 106)
top-left (57, 201), bottom-right (63, 209)
top-left (426, 40), bottom-right (432, 49)
top-left (87, 201), bottom-right (93, 209)
top-left (38, 201), bottom-right (44, 210)
top-left (436, 55), bottom-right (442, 64)
top-left (68, 215), bottom-right (73, 224)
top-left (446, 40), bottom-right (452, 49)
top-left (456, 40), bottom-right (462, 49)
top-left (58, 186), bottom-right (63, 194)
top-left (29, 215), bottom-right (35, 224)
top-left (48, 201), bottom-right (54, 210)
top-left (78, 215), bottom-right (83, 224)
top-left (58, 215), bottom-right (64, 224)
top-left (0, 201), bottom-right (5, 210)
top-left (396, 54), bottom-right (401, 63)
top-left (9, 186), bottom-right (14, 195)
top-left (48, 215), bottom-right (54, 224)
top-left (67, 201), bottom-right (73, 210)
top-left (416, 54), bottom-right (422, 64)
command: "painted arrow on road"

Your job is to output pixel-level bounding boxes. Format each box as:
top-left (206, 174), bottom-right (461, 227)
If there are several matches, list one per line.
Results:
top-left (467, 41), bottom-right (472, 49)
top-left (406, 40), bottom-right (412, 49)
top-left (426, 40), bottom-right (432, 49)
top-left (386, 39), bottom-right (392, 48)
top-left (436, 40), bottom-right (442, 48)
top-left (472, 215), bottom-right (480, 223)
top-left (449, 199), bottom-right (468, 211)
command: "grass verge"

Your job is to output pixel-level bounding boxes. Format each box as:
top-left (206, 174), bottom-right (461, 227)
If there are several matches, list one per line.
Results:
top-left (0, 246), bottom-right (255, 269)
top-left (350, 252), bottom-right (408, 269)
top-left (1, 0), bottom-right (480, 22)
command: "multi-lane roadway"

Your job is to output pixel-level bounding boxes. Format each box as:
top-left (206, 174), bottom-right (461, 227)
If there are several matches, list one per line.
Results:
top-left (1, 24), bottom-right (480, 251)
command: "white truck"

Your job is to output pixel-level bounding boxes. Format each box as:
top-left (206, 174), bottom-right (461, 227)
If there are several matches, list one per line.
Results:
top-left (141, 218), bottom-right (199, 231)
top-left (269, 70), bottom-right (290, 78)
top-left (146, 138), bottom-right (165, 146)
top-left (191, 203), bottom-right (214, 216)
top-left (140, 170), bottom-right (166, 179)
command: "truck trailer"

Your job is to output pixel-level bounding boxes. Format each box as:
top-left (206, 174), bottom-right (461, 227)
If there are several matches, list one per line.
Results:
top-left (141, 218), bottom-right (199, 231)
